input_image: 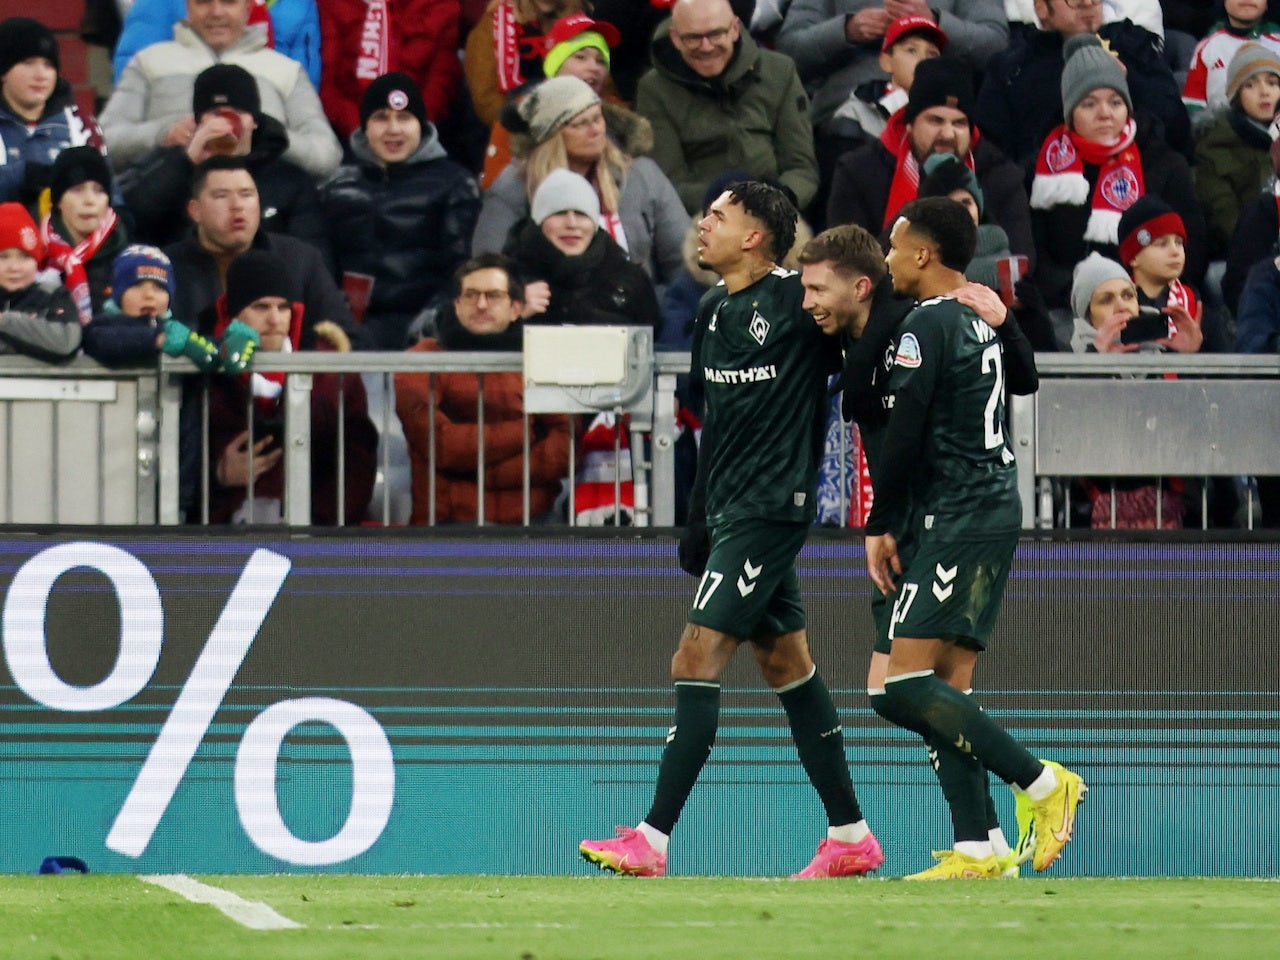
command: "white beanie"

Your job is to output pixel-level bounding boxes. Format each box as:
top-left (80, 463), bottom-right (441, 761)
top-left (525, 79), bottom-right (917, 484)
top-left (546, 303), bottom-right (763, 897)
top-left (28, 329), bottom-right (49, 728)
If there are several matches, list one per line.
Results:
top-left (1070, 252), bottom-right (1131, 320)
top-left (531, 168), bottom-right (601, 225)
top-left (509, 75), bottom-right (600, 145)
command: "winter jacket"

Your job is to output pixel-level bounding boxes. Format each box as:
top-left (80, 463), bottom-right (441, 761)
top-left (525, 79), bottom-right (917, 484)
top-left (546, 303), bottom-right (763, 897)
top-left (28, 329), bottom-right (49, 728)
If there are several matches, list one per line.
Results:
top-left (319, 0), bottom-right (461, 139)
top-left (101, 22), bottom-right (342, 177)
top-left (0, 279), bottom-right (81, 361)
top-left (164, 230), bottom-right (357, 348)
top-left (320, 125), bottom-right (480, 350)
top-left (1193, 109), bottom-right (1274, 257)
top-left (473, 102), bottom-right (687, 284)
top-left (973, 20), bottom-right (1191, 167)
top-left (510, 220), bottom-right (662, 329)
top-left (1237, 257), bottom-right (1280, 353)
top-left (464, 0), bottom-right (550, 128)
top-left (1224, 193), bottom-right (1279, 314)
top-left (1030, 115), bottom-right (1208, 312)
top-left (82, 300), bottom-right (172, 365)
top-left (206, 315), bottom-right (376, 525)
top-left (775, 0), bottom-right (1007, 130)
top-left (111, 0), bottom-right (322, 89)
top-left (826, 133), bottom-right (1035, 270)
top-left (394, 320), bottom-right (571, 524)
top-left (635, 23), bottom-right (818, 214)
top-left (0, 81), bottom-right (110, 208)
top-left (121, 113), bottom-right (329, 255)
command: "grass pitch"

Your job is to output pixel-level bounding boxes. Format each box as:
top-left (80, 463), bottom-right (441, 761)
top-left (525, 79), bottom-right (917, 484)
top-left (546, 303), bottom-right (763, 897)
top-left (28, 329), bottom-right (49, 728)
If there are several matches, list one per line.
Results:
top-left (1, 875), bottom-right (1275, 960)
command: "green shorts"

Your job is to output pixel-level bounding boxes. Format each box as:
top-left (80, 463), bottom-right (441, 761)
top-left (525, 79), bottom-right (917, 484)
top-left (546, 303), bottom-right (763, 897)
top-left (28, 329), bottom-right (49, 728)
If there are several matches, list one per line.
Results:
top-left (871, 523), bottom-right (920, 655)
top-left (687, 519), bottom-right (809, 640)
top-left (884, 533), bottom-right (1017, 651)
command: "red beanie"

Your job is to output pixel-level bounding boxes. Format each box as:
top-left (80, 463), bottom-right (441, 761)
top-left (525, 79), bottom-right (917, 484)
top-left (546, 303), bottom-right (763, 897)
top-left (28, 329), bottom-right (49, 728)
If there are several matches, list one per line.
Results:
top-left (0, 202), bottom-right (43, 260)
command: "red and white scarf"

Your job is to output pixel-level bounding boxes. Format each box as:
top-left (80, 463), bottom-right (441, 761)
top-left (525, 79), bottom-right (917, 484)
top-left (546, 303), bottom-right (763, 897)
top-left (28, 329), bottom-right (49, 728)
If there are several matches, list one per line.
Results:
top-left (40, 208), bottom-right (118, 325)
top-left (1030, 120), bottom-right (1143, 245)
top-left (493, 1), bottom-right (546, 93)
top-left (878, 115), bottom-right (979, 232)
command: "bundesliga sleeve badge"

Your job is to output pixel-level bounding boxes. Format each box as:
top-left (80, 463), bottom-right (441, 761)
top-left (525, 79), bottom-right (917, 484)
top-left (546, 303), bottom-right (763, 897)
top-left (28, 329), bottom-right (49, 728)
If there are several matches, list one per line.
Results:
top-left (894, 332), bottom-right (922, 368)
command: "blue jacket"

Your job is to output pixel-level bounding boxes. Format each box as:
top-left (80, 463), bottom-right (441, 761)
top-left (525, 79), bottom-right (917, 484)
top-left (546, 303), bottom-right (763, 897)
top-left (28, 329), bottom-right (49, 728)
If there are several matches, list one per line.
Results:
top-left (1237, 258), bottom-right (1280, 354)
top-left (112, 0), bottom-right (321, 89)
top-left (0, 82), bottom-right (111, 208)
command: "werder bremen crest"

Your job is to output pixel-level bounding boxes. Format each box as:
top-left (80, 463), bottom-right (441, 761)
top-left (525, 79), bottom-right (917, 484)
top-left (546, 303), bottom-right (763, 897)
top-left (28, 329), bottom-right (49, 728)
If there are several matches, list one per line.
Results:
top-left (749, 310), bottom-right (769, 345)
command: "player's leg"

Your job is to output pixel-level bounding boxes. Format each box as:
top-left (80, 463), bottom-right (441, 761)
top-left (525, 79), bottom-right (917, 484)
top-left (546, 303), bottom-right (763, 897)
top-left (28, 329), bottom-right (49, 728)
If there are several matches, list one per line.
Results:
top-left (880, 536), bottom-right (1087, 872)
top-left (579, 621), bottom-right (738, 877)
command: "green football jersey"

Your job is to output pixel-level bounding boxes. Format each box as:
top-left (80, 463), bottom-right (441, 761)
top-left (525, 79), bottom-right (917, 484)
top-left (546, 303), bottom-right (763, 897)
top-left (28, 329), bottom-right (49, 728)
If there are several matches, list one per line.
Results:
top-left (695, 268), bottom-right (832, 526)
top-left (885, 295), bottom-right (1021, 537)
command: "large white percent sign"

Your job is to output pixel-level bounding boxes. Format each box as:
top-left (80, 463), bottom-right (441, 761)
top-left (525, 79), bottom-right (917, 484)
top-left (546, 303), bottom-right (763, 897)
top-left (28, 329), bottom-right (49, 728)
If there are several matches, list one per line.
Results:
top-left (2, 543), bottom-right (395, 866)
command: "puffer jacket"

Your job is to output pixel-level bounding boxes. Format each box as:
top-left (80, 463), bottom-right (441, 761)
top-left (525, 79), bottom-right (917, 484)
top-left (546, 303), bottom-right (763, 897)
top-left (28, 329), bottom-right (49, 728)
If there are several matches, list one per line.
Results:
top-left (1193, 108), bottom-right (1274, 256)
top-left (0, 279), bottom-right (81, 361)
top-left (635, 22), bottom-right (818, 214)
top-left (0, 81), bottom-right (109, 208)
top-left (320, 124), bottom-right (480, 350)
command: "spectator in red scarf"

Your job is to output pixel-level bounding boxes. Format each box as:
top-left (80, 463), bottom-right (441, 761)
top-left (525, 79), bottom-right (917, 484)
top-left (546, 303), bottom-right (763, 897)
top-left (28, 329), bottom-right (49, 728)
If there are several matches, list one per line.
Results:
top-left (41, 147), bottom-right (129, 325)
top-left (826, 56), bottom-right (1032, 265)
top-left (465, 0), bottom-right (585, 127)
top-left (1028, 33), bottom-right (1207, 313)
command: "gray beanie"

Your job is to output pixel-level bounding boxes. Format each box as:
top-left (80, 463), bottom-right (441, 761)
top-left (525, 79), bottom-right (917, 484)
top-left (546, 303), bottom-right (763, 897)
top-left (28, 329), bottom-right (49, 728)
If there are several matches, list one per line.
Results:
top-left (531, 168), bottom-right (601, 225)
top-left (1070, 252), bottom-right (1131, 320)
top-left (509, 75), bottom-right (600, 145)
top-left (1226, 41), bottom-right (1280, 105)
top-left (1061, 33), bottom-right (1133, 121)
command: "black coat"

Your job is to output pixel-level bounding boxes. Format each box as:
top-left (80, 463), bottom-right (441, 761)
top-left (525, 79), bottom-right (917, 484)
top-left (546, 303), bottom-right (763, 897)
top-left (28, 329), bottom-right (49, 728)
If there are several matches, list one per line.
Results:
top-left (1224, 193), bottom-right (1279, 316)
top-left (510, 222), bottom-right (662, 330)
top-left (973, 20), bottom-right (1190, 167)
top-left (120, 115), bottom-right (329, 260)
top-left (826, 133), bottom-right (1034, 271)
top-left (1029, 115), bottom-right (1208, 312)
top-left (319, 130), bottom-right (479, 350)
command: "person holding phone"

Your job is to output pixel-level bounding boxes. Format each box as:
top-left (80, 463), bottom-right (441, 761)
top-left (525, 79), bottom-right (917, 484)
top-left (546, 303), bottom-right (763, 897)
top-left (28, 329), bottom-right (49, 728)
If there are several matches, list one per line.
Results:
top-left (1067, 251), bottom-right (1191, 528)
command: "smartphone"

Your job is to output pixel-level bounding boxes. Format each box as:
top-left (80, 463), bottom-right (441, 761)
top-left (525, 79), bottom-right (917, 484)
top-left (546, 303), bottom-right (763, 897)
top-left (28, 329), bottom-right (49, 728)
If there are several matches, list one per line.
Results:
top-left (251, 416), bottom-right (284, 454)
top-left (1119, 307), bottom-right (1172, 345)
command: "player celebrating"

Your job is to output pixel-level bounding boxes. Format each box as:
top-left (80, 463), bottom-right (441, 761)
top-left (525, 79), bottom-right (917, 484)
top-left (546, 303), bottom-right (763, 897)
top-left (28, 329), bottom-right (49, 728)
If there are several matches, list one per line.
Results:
top-left (868, 197), bottom-right (1087, 879)
top-left (579, 181), bottom-right (882, 879)
top-left (797, 223), bottom-right (1040, 878)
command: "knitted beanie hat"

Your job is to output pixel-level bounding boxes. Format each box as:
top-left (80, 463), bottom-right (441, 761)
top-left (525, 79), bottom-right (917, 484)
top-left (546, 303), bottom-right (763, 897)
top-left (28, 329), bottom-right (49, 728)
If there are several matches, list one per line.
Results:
top-left (1071, 252), bottom-right (1131, 320)
top-left (0, 202), bottom-right (42, 260)
top-left (111, 244), bottom-right (176, 306)
top-left (359, 71), bottom-right (429, 130)
top-left (0, 17), bottom-right (59, 78)
top-left (501, 75), bottom-right (600, 145)
top-left (193, 63), bottom-right (261, 118)
top-left (1117, 195), bottom-right (1186, 267)
top-left (50, 146), bottom-right (113, 207)
top-left (1225, 41), bottom-right (1280, 105)
top-left (918, 153), bottom-right (984, 217)
top-left (904, 56), bottom-right (975, 124)
top-left (226, 250), bottom-right (298, 319)
top-left (1061, 33), bottom-right (1132, 121)
top-left (531, 168), bottom-right (601, 225)
top-left (543, 14), bottom-right (620, 79)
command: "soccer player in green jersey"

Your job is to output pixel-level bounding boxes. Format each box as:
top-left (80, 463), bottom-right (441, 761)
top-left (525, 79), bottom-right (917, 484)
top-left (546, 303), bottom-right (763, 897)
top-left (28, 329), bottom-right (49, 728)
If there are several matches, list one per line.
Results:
top-left (868, 197), bottom-right (1088, 879)
top-left (580, 181), bottom-right (883, 879)
top-left (799, 222), bottom-right (1042, 879)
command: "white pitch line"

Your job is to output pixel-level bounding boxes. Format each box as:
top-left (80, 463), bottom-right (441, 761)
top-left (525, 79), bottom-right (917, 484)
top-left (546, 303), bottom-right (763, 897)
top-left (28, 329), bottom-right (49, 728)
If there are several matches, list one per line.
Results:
top-left (139, 874), bottom-right (303, 930)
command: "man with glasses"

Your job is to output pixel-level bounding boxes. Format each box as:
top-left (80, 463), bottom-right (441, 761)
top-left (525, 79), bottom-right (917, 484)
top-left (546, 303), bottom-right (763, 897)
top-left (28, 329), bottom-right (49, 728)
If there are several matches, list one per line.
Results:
top-left (636, 0), bottom-right (819, 216)
top-left (973, 0), bottom-right (1190, 165)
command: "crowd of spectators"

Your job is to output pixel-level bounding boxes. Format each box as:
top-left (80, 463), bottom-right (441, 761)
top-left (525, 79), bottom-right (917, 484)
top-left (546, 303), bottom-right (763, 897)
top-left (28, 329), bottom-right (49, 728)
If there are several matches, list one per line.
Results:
top-left (3, 0), bottom-right (1280, 527)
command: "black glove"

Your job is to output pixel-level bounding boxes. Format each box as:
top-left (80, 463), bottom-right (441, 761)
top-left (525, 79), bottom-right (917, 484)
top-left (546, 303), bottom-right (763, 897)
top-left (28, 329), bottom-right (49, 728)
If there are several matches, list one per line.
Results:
top-left (677, 518), bottom-right (709, 577)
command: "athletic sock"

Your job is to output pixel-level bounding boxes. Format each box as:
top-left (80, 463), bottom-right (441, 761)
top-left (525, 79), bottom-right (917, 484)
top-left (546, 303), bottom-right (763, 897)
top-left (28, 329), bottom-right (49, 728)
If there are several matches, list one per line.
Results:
top-left (1024, 762), bottom-right (1058, 801)
top-left (637, 821), bottom-right (669, 855)
top-left (868, 688), bottom-right (931, 738)
top-left (777, 668), bottom-right (863, 826)
top-left (882, 672), bottom-right (1043, 788)
top-left (828, 821), bottom-right (872, 844)
top-left (928, 731), bottom-right (991, 842)
top-left (644, 680), bottom-right (720, 835)
top-left (953, 840), bottom-right (993, 859)
top-left (989, 827), bottom-right (1011, 859)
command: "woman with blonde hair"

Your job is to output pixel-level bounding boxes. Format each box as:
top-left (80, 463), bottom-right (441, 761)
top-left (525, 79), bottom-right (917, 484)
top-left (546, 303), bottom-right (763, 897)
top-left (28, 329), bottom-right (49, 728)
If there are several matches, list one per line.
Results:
top-left (473, 74), bottom-right (687, 284)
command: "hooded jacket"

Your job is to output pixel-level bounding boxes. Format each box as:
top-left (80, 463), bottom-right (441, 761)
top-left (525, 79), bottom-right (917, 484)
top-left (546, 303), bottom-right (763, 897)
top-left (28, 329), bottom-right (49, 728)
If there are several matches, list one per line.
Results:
top-left (320, 123), bottom-right (480, 350)
top-left (101, 22), bottom-right (342, 177)
top-left (473, 101), bottom-right (688, 285)
top-left (635, 22), bottom-right (818, 214)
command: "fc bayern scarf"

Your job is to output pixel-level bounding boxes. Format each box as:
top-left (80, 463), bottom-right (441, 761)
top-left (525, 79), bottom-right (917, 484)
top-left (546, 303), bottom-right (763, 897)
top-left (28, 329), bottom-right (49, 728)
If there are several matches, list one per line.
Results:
top-left (493, 2), bottom-right (546, 93)
top-left (40, 208), bottom-right (118, 325)
top-left (1030, 119), bottom-right (1143, 245)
